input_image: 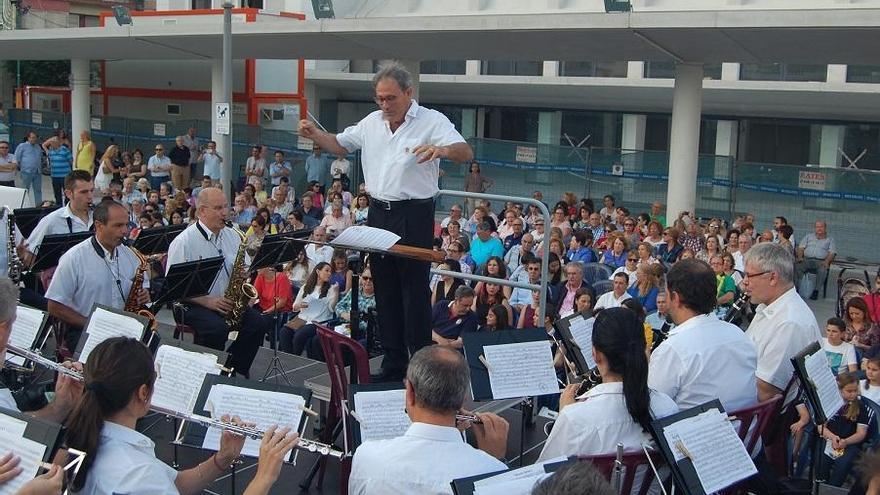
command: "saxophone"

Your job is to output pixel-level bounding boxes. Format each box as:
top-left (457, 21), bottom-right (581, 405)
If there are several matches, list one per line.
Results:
top-left (223, 226), bottom-right (258, 333)
top-left (126, 247), bottom-right (157, 327)
top-left (5, 207), bottom-right (22, 284)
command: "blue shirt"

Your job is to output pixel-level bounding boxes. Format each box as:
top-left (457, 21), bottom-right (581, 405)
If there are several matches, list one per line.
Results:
top-left (627, 285), bottom-right (659, 313)
top-left (269, 161), bottom-right (291, 186)
top-left (14, 142), bottom-right (42, 174)
top-left (47, 146), bottom-right (72, 178)
top-left (602, 250), bottom-right (628, 269)
top-left (470, 236), bottom-right (504, 267)
top-left (305, 154), bottom-right (329, 185)
top-left (431, 300), bottom-right (478, 339)
top-left (568, 246), bottom-right (597, 264)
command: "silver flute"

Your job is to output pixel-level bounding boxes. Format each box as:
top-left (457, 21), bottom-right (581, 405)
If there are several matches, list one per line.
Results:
top-left (6, 344), bottom-right (84, 382)
top-left (150, 405), bottom-right (344, 459)
top-left (455, 413), bottom-right (483, 424)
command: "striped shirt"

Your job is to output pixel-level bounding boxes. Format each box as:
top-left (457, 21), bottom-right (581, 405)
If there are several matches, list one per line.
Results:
top-left (47, 145), bottom-right (73, 178)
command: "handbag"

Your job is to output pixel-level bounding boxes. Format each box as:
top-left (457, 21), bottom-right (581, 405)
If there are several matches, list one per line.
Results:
top-left (287, 317), bottom-right (307, 330)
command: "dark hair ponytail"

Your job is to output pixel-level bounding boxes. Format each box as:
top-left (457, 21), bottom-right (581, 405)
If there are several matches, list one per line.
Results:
top-left (66, 337), bottom-right (156, 491)
top-left (592, 308), bottom-right (652, 432)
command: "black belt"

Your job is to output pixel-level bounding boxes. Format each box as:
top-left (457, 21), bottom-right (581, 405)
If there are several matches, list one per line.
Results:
top-left (370, 197), bottom-right (433, 211)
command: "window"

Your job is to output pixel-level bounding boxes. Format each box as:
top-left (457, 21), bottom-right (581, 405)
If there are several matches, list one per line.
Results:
top-left (192, 0), bottom-right (211, 9)
top-left (644, 62), bottom-right (722, 80)
top-left (847, 65), bottom-right (880, 84)
top-left (419, 60), bottom-right (466, 75)
top-left (481, 61), bottom-right (543, 76)
top-left (740, 63), bottom-right (827, 82)
top-left (166, 104), bottom-right (181, 116)
top-left (559, 61), bottom-right (627, 78)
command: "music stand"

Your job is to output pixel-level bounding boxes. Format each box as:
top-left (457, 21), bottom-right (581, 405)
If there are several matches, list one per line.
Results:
top-left (148, 257), bottom-right (225, 315)
top-left (250, 234), bottom-right (303, 385)
top-left (13, 206), bottom-right (59, 239)
top-left (31, 231), bottom-right (92, 272)
top-left (133, 224), bottom-right (187, 255)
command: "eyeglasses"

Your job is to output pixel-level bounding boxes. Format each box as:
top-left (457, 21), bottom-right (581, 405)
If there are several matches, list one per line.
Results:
top-left (627, 258), bottom-right (638, 262)
top-left (624, 223), bottom-right (634, 227)
top-left (361, 276), bottom-right (372, 281)
top-left (710, 224), bottom-right (719, 228)
top-left (743, 270), bottom-right (771, 279)
top-left (155, 148), bottom-right (163, 151)
top-left (373, 95), bottom-right (398, 105)
top-left (527, 266), bottom-right (540, 271)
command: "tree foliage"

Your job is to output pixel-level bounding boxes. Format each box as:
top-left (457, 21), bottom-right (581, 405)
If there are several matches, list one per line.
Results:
top-left (3, 60), bottom-right (71, 87)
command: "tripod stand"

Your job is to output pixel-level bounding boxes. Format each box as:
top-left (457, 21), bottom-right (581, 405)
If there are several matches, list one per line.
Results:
top-left (261, 295), bottom-right (292, 386)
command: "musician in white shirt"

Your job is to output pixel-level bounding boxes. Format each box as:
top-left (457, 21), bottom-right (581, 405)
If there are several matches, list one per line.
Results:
top-left (65, 337), bottom-right (297, 495)
top-left (648, 259), bottom-right (757, 412)
top-left (539, 308), bottom-right (678, 461)
top-left (22, 170), bottom-right (94, 267)
top-left (349, 346), bottom-right (509, 495)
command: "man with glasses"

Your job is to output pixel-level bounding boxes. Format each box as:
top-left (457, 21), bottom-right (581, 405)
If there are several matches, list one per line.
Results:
top-left (445, 241), bottom-right (473, 275)
top-left (553, 262), bottom-right (591, 318)
top-left (147, 144), bottom-right (171, 191)
top-left (299, 61), bottom-right (473, 382)
top-left (744, 243), bottom-right (821, 402)
top-left (510, 256), bottom-right (542, 312)
top-left (0, 140), bottom-right (17, 188)
top-left (440, 204), bottom-right (467, 233)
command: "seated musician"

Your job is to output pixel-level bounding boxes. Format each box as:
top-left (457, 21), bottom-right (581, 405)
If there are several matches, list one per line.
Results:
top-left (65, 337), bottom-right (298, 495)
top-left (538, 308), bottom-right (678, 461)
top-left (0, 277), bottom-right (81, 494)
top-left (349, 346), bottom-right (509, 494)
top-left (166, 188), bottom-right (266, 378)
top-left (45, 200), bottom-right (149, 350)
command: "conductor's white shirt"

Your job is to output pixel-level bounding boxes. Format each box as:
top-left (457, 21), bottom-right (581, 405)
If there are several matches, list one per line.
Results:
top-left (649, 314), bottom-right (758, 412)
top-left (166, 221), bottom-right (241, 298)
top-left (349, 422), bottom-right (506, 495)
top-left (46, 237), bottom-right (146, 318)
top-left (26, 205), bottom-right (93, 253)
top-left (79, 421), bottom-right (178, 495)
top-left (747, 286), bottom-right (822, 391)
top-left (336, 100), bottom-right (466, 201)
top-left (538, 382), bottom-right (678, 462)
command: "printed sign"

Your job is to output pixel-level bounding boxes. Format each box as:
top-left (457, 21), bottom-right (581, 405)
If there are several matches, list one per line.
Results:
top-left (515, 146), bottom-right (537, 164)
top-left (90, 118), bottom-right (102, 131)
top-left (798, 170), bottom-right (826, 191)
top-left (153, 123), bottom-right (166, 137)
top-left (215, 103), bottom-right (230, 135)
top-left (31, 113), bottom-right (42, 125)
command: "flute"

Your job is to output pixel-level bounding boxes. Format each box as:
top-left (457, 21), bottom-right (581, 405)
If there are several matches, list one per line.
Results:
top-left (455, 413), bottom-right (483, 424)
top-left (149, 405), bottom-right (344, 459)
top-left (5, 344), bottom-right (84, 382)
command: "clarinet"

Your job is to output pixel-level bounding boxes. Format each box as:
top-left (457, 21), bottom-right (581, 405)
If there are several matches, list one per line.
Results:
top-left (723, 292), bottom-right (751, 323)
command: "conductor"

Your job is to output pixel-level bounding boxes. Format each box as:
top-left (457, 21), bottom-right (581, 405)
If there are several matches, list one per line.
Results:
top-left (299, 61), bottom-right (474, 381)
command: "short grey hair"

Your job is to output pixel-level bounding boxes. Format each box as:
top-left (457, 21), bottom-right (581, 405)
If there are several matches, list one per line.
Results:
top-left (531, 461), bottom-right (615, 495)
top-left (93, 200), bottom-right (126, 225)
top-left (406, 346), bottom-right (470, 414)
top-left (454, 285), bottom-right (475, 300)
top-left (0, 278), bottom-right (19, 323)
top-left (372, 61), bottom-right (413, 91)
top-left (744, 242), bottom-right (794, 284)
top-left (565, 261), bottom-right (584, 275)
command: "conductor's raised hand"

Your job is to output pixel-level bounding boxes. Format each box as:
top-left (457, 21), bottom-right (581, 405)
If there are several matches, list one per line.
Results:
top-left (17, 463), bottom-right (63, 495)
top-left (472, 412), bottom-right (509, 460)
top-left (298, 120), bottom-right (318, 139)
top-left (411, 144), bottom-right (446, 164)
top-left (250, 426), bottom-right (299, 490)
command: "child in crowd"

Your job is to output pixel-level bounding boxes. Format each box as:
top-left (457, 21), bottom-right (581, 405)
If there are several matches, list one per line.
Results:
top-left (822, 317), bottom-right (858, 376)
top-left (818, 373), bottom-right (873, 486)
top-left (861, 357), bottom-right (880, 405)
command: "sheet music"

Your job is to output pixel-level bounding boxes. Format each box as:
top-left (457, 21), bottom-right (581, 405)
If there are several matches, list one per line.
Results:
top-left (566, 315), bottom-right (596, 369)
top-left (151, 345), bottom-right (221, 413)
top-left (330, 226), bottom-right (400, 251)
top-left (0, 432), bottom-right (46, 495)
top-left (473, 476), bottom-right (551, 495)
top-left (79, 307), bottom-right (144, 363)
top-left (202, 384), bottom-right (305, 458)
top-left (352, 389), bottom-right (411, 442)
top-left (676, 409), bottom-right (757, 494)
top-left (473, 456), bottom-right (566, 489)
top-left (805, 349), bottom-right (845, 421)
top-left (663, 409), bottom-right (719, 462)
top-left (483, 341), bottom-right (558, 400)
top-left (6, 305), bottom-right (45, 367)
top-left (0, 413), bottom-right (27, 437)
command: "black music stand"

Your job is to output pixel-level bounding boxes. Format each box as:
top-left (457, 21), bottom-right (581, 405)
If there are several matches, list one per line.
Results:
top-left (148, 257), bottom-right (225, 315)
top-left (250, 234), bottom-right (303, 385)
top-left (13, 206), bottom-right (59, 239)
top-left (30, 231), bottom-right (92, 272)
top-left (133, 224), bottom-right (187, 255)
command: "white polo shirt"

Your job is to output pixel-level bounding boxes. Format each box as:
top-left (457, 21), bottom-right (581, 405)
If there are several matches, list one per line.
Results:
top-left (594, 290), bottom-right (632, 311)
top-left (649, 314), bottom-right (758, 412)
top-left (747, 286), bottom-right (822, 391)
top-left (26, 205), bottom-right (93, 254)
top-left (45, 237), bottom-right (146, 318)
top-left (79, 421), bottom-right (178, 495)
top-left (538, 382), bottom-right (678, 461)
top-left (166, 221), bottom-right (241, 298)
top-left (349, 422), bottom-right (506, 495)
top-left (336, 100), bottom-right (466, 201)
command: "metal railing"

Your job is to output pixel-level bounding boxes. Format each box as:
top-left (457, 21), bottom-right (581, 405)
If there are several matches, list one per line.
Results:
top-left (432, 189), bottom-right (552, 324)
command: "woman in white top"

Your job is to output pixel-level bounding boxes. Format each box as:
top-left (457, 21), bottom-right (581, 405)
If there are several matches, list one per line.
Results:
top-left (539, 308), bottom-right (678, 461)
top-left (280, 262), bottom-right (338, 356)
top-left (66, 337), bottom-right (298, 495)
top-left (94, 145), bottom-right (119, 193)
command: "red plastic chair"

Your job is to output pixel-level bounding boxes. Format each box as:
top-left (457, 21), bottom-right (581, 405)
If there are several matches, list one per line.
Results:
top-left (722, 394), bottom-right (783, 494)
top-left (299, 324), bottom-right (371, 495)
top-left (576, 449), bottom-right (665, 495)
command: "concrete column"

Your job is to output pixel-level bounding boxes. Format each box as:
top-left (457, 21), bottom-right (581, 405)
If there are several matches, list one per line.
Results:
top-left (538, 111), bottom-right (561, 145)
top-left (714, 120), bottom-right (738, 198)
top-left (819, 125), bottom-right (846, 167)
top-left (399, 59), bottom-right (421, 101)
top-left (210, 59), bottom-right (223, 159)
top-left (621, 114), bottom-right (646, 151)
top-left (70, 59), bottom-right (90, 162)
top-left (666, 63), bottom-right (704, 219)
top-left (627, 61), bottom-right (645, 79)
top-left (721, 63), bottom-right (740, 81)
top-left (542, 61), bottom-right (559, 77)
top-left (461, 108), bottom-right (477, 139)
top-left (465, 60), bottom-right (481, 76)
top-left (827, 64), bottom-right (848, 85)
